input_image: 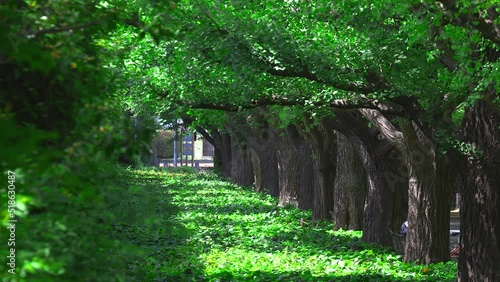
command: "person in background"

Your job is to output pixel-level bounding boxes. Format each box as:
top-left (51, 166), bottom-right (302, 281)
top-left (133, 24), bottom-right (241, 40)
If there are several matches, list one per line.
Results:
top-left (399, 220), bottom-right (408, 236)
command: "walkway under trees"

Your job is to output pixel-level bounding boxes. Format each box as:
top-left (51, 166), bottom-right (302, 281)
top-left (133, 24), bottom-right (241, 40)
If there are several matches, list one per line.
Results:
top-left (113, 170), bottom-right (458, 281)
top-left (1, 0), bottom-right (498, 281)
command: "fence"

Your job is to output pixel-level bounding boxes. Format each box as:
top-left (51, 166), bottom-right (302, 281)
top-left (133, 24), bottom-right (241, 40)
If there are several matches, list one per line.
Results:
top-left (157, 158), bottom-right (214, 170)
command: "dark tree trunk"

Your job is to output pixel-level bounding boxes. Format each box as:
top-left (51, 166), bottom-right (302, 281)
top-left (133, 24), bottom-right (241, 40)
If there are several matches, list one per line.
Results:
top-left (400, 120), bottom-right (451, 263)
top-left (284, 125), bottom-right (316, 210)
top-left (213, 146), bottom-right (223, 173)
top-left (246, 119), bottom-right (280, 197)
top-left (312, 141), bottom-right (336, 220)
top-left (262, 143), bottom-right (280, 197)
top-left (327, 111), bottom-right (395, 246)
top-left (458, 99), bottom-right (500, 282)
top-left (249, 143), bottom-right (280, 196)
top-left (224, 117), bottom-right (256, 187)
top-left (298, 121), bottom-right (336, 220)
top-left (219, 134), bottom-right (232, 178)
top-left (359, 145), bottom-right (394, 246)
top-left (297, 140), bottom-right (315, 210)
top-left (313, 148), bottom-right (335, 219)
top-left (211, 128), bottom-right (232, 178)
top-left (274, 127), bottom-right (300, 207)
top-left (384, 149), bottom-right (409, 233)
top-left (230, 142), bottom-right (254, 187)
top-left (356, 107), bottom-right (452, 256)
top-left (333, 132), bottom-right (366, 230)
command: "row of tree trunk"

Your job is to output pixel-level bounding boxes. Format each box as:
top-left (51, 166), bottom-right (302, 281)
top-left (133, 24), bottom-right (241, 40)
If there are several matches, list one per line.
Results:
top-left (202, 109), bottom-right (433, 260)
top-left (195, 97), bottom-right (499, 280)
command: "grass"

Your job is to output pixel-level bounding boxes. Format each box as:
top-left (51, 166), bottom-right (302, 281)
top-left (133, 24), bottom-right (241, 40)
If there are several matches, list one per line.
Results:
top-left (110, 169), bottom-right (457, 281)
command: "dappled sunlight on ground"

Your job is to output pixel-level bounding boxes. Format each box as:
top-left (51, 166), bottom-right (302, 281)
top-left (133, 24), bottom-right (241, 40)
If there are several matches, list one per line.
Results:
top-left (119, 169), bottom-right (457, 281)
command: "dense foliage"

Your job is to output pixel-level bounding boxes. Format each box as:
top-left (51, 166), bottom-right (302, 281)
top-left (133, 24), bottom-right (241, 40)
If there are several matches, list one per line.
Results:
top-left (104, 0), bottom-right (498, 174)
top-left (0, 0), bottom-right (170, 280)
top-left (151, 130), bottom-right (176, 159)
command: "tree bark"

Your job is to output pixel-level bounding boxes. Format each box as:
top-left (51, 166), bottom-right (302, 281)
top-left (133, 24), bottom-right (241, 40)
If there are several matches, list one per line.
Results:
top-left (400, 120), bottom-right (451, 263)
top-left (359, 144), bottom-right (394, 246)
top-left (224, 119), bottom-right (254, 186)
top-left (357, 108), bottom-right (453, 257)
top-left (261, 144), bottom-right (280, 197)
top-left (230, 142), bottom-right (254, 187)
top-left (298, 120), bottom-right (336, 220)
top-left (328, 111), bottom-right (395, 246)
top-left (210, 128), bottom-right (232, 177)
top-left (247, 124), bottom-right (280, 197)
top-left (384, 148), bottom-right (409, 233)
top-left (458, 99), bottom-right (500, 282)
top-left (273, 126), bottom-right (300, 207)
top-left (297, 140), bottom-right (315, 210)
top-left (333, 132), bottom-right (366, 230)
top-left (250, 148), bottom-right (263, 192)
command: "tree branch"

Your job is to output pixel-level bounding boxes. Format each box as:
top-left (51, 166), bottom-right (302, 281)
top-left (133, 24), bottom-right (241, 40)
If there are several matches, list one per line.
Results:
top-left (359, 108), bottom-right (405, 151)
top-left (436, 0), bottom-right (500, 45)
top-left (182, 116), bottom-right (216, 145)
top-left (193, 6), bottom-right (391, 95)
top-left (182, 97), bottom-right (407, 117)
top-left (194, 0), bottom-right (228, 35)
top-left (266, 65), bottom-right (389, 94)
top-left (388, 96), bottom-right (436, 143)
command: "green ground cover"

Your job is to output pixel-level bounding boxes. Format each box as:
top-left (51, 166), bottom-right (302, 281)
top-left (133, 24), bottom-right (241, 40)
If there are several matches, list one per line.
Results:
top-left (114, 169), bottom-right (457, 281)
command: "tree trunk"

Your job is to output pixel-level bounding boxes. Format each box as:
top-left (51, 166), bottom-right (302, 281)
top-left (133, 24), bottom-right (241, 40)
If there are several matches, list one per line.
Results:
top-left (297, 140), bottom-right (315, 210)
top-left (285, 125), bottom-right (316, 210)
top-left (354, 107), bottom-right (450, 256)
top-left (230, 142), bottom-right (254, 187)
top-left (250, 143), bottom-right (280, 195)
top-left (360, 145), bottom-right (394, 246)
top-left (296, 119), bottom-right (337, 219)
top-left (257, 139), bottom-right (279, 197)
top-left (401, 120), bottom-right (451, 263)
top-left (262, 143), bottom-right (280, 197)
top-left (224, 117), bottom-right (256, 186)
top-left (274, 128), bottom-right (300, 207)
top-left (301, 123), bottom-right (336, 220)
top-left (384, 148), bottom-right (409, 233)
top-left (458, 99), bottom-right (500, 281)
top-left (250, 148), bottom-right (263, 192)
top-left (333, 132), bottom-right (366, 230)
top-left (211, 129), bottom-right (232, 178)
top-left (247, 123), bottom-right (280, 197)
top-left (326, 111), bottom-right (396, 245)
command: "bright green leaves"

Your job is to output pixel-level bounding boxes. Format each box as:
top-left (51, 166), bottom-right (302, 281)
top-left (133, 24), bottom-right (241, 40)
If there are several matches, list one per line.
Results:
top-left (452, 102), bottom-right (466, 126)
top-left (0, 1), bottom-right (178, 280)
top-left (99, 24), bottom-right (171, 117)
top-left (438, 22), bottom-right (499, 103)
top-left (99, 0), bottom-right (442, 131)
top-left (443, 24), bottom-right (471, 59)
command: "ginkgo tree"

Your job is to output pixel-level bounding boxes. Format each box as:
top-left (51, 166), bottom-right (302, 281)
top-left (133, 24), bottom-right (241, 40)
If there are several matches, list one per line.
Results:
top-left (110, 0), bottom-right (499, 280)
top-left (2, 0), bottom-right (497, 281)
top-left (139, 0), bottom-right (454, 263)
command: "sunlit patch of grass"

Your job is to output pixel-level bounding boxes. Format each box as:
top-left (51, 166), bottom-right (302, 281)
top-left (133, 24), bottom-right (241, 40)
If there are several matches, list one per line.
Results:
top-left (202, 247), bottom-right (407, 279)
top-left (116, 169), bottom-right (457, 281)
